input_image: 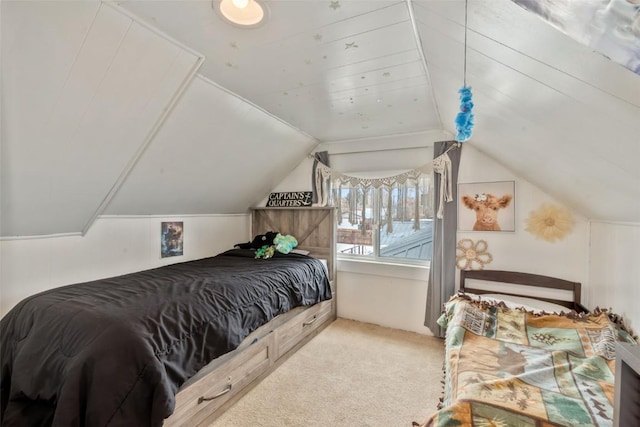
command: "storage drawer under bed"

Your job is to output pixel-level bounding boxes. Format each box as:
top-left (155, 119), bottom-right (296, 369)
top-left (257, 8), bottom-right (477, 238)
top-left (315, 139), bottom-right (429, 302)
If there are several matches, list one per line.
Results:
top-left (165, 332), bottom-right (274, 426)
top-left (275, 299), bottom-right (334, 359)
top-left (164, 298), bottom-right (335, 426)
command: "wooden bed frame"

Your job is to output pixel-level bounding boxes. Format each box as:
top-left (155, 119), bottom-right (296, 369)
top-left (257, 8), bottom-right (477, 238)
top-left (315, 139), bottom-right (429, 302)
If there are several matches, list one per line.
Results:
top-left (459, 269), bottom-right (588, 313)
top-left (421, 269), bottom-right (631, 427)
top-left (164, 207), bottom-right (337, 426)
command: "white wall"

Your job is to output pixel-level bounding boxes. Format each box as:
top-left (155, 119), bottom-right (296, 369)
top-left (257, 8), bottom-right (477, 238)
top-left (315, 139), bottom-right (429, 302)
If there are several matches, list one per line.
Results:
top-left (588, 221), bottom-right (640, 334)
top-left (272, 134), bottom-right (591, 335)
top-left (337, 261), bottom-right (431, 335)
top-left (458, 146), bottom-right (589, 284)
top-left (0, 214), bottom-right (250, 317)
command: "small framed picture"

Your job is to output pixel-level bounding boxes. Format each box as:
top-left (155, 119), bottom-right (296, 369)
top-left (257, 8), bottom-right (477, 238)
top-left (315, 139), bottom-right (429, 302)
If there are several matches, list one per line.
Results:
top-left (161, 221), bottom-right (184, 258)
top-left (458, 181), bottom-right (515, 232)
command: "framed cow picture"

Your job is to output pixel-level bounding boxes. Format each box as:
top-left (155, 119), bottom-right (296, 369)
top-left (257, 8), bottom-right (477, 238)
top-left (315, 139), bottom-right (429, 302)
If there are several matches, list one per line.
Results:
top-left (458, 181), bottom-right (515, 232)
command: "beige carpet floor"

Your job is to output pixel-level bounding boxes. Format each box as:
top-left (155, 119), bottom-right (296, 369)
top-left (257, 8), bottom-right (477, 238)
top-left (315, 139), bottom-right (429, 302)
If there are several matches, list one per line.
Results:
top-left (211, 318), bottom-right (445, 427)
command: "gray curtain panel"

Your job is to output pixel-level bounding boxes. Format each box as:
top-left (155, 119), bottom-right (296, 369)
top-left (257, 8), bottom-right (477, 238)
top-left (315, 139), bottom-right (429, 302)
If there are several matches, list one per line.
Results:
top-left (312, 151), bottom-right (330, 205)
top-left (424, 141), bottom-right (462, 337)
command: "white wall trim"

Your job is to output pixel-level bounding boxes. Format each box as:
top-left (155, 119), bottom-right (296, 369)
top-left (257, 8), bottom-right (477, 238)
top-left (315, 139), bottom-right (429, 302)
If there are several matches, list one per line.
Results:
top-left (1, 214), bottom-right (250, 241)
top-left (320, 129), bottom-right (452, 147)
top-left (0, 232), bottom-right (84, 242)
top-left (584, 220), bottom-right (593, 308)
top-left (406, 0), bottom-right (442, 128)
top-left (98, 213), bottom-right (249, 219)
top-left (338, 258), bottom-right (429, 281)
top-left (589, 219), bottom-right (640, 227)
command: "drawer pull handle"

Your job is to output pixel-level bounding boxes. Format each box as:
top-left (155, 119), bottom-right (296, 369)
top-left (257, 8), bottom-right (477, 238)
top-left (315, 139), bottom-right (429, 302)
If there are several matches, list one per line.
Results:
top-left (303, 315), bottom-right (318, 326)
top-left (198, 382), bottom-right (232, 404)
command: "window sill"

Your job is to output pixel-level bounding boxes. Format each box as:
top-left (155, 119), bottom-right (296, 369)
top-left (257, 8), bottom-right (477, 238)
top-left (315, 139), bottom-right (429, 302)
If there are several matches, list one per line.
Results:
top-left (337, 258), bottom-right (430, 281)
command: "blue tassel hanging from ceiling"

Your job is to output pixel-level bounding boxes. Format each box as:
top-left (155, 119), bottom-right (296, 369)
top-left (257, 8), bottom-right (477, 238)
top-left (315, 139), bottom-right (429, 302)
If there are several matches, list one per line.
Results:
top-left (454, 86), bottom-right (474, 142)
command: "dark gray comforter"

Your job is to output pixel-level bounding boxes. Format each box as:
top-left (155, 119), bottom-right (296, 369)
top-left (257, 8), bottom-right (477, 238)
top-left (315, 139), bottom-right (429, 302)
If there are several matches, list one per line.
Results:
top-left (0, 249), bottom-right (332, 427)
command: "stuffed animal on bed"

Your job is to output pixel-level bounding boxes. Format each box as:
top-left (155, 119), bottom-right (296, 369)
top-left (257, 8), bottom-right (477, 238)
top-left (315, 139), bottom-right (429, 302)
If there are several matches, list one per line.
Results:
top-left (247, 232), bottom-right (298, 258)
top-left (274, 233), bottom-right (298, 254)
top-left (234, 231), bottom-right (279, 250)
top-left (255, 245), bottom-right (275, 259)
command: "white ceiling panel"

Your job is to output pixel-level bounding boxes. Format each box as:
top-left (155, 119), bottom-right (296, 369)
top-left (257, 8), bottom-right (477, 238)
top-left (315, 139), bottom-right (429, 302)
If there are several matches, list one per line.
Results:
top-left (418, 0), bottom-right (639, 221)
top-left (0, 1), bottom-right (102, 132)
top-left (104, 75), bottom-right (317, 215)
top-left (1, 2), bottom-right (203, 236)
top-left (117, 0), bottom-right (440, 141)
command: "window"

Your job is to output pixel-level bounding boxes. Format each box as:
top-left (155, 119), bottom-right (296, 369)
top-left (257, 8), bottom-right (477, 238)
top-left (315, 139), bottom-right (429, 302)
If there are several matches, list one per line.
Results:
top-left (333, 172), bottom-right (434, 264)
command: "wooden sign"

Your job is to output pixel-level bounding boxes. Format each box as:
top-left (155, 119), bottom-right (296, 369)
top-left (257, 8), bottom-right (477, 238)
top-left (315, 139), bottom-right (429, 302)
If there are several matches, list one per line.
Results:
top-left (266, 191), bottom-right (313, 207)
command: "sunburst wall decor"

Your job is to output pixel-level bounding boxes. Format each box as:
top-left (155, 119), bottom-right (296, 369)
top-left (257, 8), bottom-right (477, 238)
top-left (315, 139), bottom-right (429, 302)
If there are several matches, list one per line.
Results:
top-left (456, 239), bottom-right (493, 270)
top-left (525, 204), bottom-right (575, 242)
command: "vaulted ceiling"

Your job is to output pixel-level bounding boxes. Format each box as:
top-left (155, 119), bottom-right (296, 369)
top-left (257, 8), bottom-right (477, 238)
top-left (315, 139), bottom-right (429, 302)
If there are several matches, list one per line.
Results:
top-left (122, 0), bottom-right (442, 142)
top-left (2, 0), bottom-right (639, 237)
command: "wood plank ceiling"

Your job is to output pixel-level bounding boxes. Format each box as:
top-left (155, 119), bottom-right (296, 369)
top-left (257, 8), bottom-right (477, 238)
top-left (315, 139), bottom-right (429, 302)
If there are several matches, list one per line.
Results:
top-left (118, 0), bottom-right (442, 142)
top-left (2, 0), bottom-right (638, 236)
top-left (117, 0), bottom-right (640, 222)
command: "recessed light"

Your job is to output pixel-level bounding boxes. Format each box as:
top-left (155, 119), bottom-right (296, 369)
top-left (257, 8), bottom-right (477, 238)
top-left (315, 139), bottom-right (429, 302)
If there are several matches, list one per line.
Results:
top-left (215, 0), bottom-right (268, 28)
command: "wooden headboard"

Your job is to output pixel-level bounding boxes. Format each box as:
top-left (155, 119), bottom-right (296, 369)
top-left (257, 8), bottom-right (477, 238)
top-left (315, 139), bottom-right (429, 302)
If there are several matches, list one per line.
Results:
top-left (460, 269), bottom-right (587, 312)
top-left (251, 207), bottom-right (336, 282)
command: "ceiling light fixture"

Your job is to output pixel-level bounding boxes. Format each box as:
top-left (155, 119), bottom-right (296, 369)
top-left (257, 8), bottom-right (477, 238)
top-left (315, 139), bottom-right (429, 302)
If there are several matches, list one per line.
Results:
top-left (216, 0), bottom-right (268, 28)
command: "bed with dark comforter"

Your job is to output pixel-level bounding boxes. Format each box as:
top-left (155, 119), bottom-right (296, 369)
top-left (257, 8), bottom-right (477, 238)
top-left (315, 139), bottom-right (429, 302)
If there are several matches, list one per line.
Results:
top-left (0, 249), bottom-right (331, 427)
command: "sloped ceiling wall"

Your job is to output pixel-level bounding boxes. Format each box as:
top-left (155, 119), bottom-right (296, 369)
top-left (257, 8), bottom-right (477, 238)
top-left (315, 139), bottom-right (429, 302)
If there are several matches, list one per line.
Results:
top-left (104, 75), bottom-right (317, 215)
top-left (1, 1), bottom-right (316, 237)
top-left (414, 0), bottom-right (640, 222)
top-left (1, 1), bottom-right (203, 237)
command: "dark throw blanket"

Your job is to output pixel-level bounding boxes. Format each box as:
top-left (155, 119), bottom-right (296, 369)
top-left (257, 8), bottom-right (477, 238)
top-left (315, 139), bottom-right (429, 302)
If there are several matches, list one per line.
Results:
top-left (0, 249), bottom-right (332, 426)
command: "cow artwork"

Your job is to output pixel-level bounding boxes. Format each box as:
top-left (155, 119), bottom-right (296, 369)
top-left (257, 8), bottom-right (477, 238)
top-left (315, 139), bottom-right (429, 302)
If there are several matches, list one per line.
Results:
top-left (461, 193), bottom-right (513, 231)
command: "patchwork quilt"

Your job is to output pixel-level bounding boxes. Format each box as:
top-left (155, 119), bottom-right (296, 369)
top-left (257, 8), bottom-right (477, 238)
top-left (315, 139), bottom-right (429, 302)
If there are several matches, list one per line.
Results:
top-left (419, 295), bottom-right (637, 427)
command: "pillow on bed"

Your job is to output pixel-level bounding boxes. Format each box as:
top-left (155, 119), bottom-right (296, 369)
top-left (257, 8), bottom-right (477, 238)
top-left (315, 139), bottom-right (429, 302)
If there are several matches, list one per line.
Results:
top-left (463, 293), bottom-right (570, 313)
top-left (290, 249), bottom-right (310, 255)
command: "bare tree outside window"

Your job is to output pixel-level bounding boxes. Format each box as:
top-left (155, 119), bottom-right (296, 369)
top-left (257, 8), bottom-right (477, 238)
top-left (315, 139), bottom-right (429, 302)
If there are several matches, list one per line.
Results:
top-left (334, 174), bottom-right (433, 263)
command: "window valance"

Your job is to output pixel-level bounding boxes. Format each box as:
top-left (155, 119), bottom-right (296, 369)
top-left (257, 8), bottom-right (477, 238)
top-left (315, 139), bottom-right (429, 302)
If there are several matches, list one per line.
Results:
top-left (312, 150), bottom-right (435, 208)
top-left (331, 165), bottom-right (431, 189)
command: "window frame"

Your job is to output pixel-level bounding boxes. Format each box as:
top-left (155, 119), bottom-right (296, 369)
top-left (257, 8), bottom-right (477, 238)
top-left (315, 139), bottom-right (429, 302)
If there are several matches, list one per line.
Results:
top-left (335, 177), bottom-right (433, 267)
